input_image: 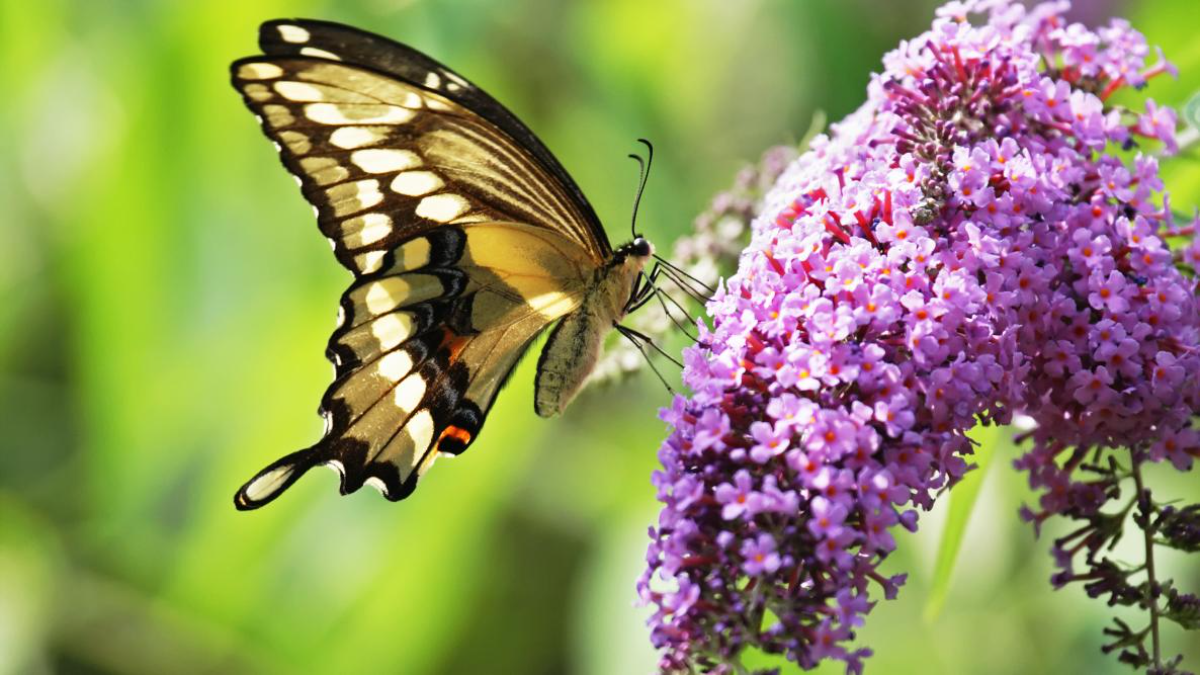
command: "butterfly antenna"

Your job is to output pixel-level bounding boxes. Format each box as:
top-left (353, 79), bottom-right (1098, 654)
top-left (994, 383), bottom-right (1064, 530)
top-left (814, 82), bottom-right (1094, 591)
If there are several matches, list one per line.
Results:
top-left (656, 263), bottom-right (711, 305)
top-left (653, 253), bottom-right (715, 296)
top-left (628, 138), bottom-right (654, 239)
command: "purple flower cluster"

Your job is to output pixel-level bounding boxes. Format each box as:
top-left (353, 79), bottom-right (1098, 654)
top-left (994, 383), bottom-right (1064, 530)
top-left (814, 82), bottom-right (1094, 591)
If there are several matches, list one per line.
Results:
top-left (640, 1), bottom-right (1195, 672)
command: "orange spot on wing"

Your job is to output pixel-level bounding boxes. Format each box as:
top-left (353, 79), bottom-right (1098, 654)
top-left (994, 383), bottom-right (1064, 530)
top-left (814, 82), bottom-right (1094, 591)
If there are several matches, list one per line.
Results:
top-left (437, 425), bottom-right (473, 451)
top-left (439, 328), bottom-right (471, 360)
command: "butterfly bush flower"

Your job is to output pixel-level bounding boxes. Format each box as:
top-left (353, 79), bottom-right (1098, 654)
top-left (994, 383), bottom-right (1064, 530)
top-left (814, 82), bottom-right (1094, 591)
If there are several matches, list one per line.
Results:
top-left (641, 1), bottom-right (1199, 672)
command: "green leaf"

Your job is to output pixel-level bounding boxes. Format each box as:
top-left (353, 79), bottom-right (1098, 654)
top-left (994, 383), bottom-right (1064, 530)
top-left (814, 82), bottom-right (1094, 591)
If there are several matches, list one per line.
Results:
top-left (923, 422), bottom-right (1003, 622)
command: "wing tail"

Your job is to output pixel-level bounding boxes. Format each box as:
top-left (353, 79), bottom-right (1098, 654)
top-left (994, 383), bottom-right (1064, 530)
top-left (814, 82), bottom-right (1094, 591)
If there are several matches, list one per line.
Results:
top-left (234, 447), bottom-right (324, 510)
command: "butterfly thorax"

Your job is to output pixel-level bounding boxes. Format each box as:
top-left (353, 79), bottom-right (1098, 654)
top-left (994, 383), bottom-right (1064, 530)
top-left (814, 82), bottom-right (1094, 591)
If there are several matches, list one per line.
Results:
top-left (599, 236), bottom-right (655, 322)
top-left (533, 236), bottom-right (653, 417)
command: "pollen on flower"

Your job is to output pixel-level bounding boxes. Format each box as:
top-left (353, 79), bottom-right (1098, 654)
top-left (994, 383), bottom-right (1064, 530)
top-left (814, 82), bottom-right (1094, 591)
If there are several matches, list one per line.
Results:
top-left (641, 1), bottom-right (1196, 673)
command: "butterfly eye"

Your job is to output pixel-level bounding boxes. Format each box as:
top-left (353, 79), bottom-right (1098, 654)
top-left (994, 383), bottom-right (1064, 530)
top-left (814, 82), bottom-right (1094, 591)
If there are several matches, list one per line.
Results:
top-left (632, 237), bottom-right (652, 257)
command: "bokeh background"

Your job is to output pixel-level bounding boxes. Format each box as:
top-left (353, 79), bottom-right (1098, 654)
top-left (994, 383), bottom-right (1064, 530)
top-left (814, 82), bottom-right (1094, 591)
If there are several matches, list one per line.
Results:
top-left (2, 0), bottom-right (1199, 673)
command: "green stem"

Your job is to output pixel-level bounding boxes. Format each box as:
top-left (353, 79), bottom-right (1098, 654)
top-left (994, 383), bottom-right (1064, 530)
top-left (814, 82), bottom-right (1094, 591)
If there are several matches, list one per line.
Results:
top-left (1131, 459), bottom-right (1161, 668)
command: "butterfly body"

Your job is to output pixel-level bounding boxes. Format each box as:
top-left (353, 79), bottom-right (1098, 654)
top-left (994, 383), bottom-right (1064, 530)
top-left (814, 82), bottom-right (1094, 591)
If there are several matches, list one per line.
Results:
top-left (230, 19), bottom-right (656, 509)
top-left (535, 237), bottom-right (653, 417)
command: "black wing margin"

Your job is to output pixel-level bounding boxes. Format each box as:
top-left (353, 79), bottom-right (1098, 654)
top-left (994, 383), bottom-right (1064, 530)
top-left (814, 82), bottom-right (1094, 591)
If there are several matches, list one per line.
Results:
top-left (256, 18), bottom-right (611, 257)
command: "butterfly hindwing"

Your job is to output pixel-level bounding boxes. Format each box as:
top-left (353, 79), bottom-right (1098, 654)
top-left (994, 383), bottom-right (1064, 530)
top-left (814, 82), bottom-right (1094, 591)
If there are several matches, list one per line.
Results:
top-left (234, 220), bottom-right (592, 508)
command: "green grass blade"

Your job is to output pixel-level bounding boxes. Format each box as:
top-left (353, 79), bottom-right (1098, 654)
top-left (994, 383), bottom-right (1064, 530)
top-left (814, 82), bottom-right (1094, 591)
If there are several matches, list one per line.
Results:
top-left (923, 422), bottom-right (1003, 622)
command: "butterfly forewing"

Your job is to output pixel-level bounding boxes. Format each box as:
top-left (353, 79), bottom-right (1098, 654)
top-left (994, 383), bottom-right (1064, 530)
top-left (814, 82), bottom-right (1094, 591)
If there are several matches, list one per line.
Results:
top-left (231, 21), bottom-right (607, 509)
top-left (232, 57), bottom-right (606, 274)
top-left (253, 18), bottom-right (608, 258)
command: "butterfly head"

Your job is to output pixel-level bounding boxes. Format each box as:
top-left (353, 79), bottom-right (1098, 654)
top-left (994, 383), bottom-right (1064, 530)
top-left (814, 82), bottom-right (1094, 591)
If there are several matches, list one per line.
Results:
top-left (607, 237), bottom-right (655, 322)
top-left (630, 236), bottom-right (653, 259)
top-left (614, 236), bottom-right (655, 265)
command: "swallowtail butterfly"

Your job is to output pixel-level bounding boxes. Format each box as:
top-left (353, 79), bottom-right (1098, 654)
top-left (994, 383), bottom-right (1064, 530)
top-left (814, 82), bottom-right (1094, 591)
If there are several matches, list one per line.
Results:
top-left (231, 19), bottom-right (660, 509)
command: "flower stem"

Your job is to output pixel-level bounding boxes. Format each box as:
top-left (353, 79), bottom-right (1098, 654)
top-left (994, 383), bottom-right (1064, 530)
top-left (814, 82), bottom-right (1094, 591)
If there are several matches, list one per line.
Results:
top-left (1131, 458), bottom-right (1162, 668)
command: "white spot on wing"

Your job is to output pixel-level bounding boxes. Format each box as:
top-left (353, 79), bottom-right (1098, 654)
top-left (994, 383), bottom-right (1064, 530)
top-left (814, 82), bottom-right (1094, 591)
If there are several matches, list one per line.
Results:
top-left (393, 374), bottom-right (427, 414)
top-left (278, 130), bottom-right (311, 154)
top-left (275, 81), bottom-right (326, 101)
top-left (415, 193), bottom-right (469, 222)
top-left (278, 24), bottom-right (310, 43)
top-left (364, 476), bottom-right (390, 495)
top-left (424, 72), bottom-right (441, 89)
top-left (305, 103), bottom-right (415, 125)
top-left (325, 459), bottom-right (346, 478)
top-left (300, 47), bottom-right (341, 60)
top-left (398, 92), bottom-right (424, 109)
top-left (378, 351), bottom-right (414, 382)
top-left (327, 179), bottom-right (383, 217)
top-left (351, 148), bottom-right (421, 174)
top-left (238, 62), bottom-right (284, 80)
top-left (365, 278), bottom-right (411, 313)
top-left (390, 170), bottom-right (443, 196)
top-left (261, 104), bottom-right (294, 127)
top-left (359, 274), bottom-right (443, 315)
top-left (300, 156), bottom-right (349, 185)
top-left (243, 464), bottom-right (296, 502)
top-left (243, 83), bottom-right (273, 101)
top-left (371, 312), bottom-right (414, 350)
top-left (331, 126), bottom-right (386, 149)
top-left (342, 213), bottom-right (393, 248)
top-left (406, 410), bottom-right (436, 468)
top-left (355, 250), bottom-right (386, 274)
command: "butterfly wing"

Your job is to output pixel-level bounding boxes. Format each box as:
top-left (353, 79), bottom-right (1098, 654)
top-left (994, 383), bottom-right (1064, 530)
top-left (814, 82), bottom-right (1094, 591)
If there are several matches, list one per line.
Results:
top-left (231, 21), bottom-right (607, 508)
top-left (255, 17), bottom-right (608, 255)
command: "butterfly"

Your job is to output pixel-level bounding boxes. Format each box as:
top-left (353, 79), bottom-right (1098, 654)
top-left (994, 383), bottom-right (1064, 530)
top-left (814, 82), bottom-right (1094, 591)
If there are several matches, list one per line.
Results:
top-left (230, 19), bottom-right (666, 509)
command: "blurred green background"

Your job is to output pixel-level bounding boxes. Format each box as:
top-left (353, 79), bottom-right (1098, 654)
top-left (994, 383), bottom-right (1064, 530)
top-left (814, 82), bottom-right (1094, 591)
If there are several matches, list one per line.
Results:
top-left (2, 0), bottom-right (1199, 673)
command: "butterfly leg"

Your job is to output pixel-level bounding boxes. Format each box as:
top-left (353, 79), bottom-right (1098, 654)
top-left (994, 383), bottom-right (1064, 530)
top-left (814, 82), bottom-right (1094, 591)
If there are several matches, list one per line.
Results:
top-left (652, 286), bottom-right (700, 342)
top-left (624, 263), bottom-right (665, 314)
top-left (624, 263), bottom-right (702, 344)
top-left (614, 323), bottom-right (678, 393)
top-left (614, 323), bottom-right (683, 369)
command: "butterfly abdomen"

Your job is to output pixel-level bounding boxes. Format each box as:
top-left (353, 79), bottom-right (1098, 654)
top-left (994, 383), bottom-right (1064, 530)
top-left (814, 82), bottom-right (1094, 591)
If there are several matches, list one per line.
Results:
top-left (533, 248), bottom-right (649, 417)
top-left (534, 308), bottom-right (603, 417)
